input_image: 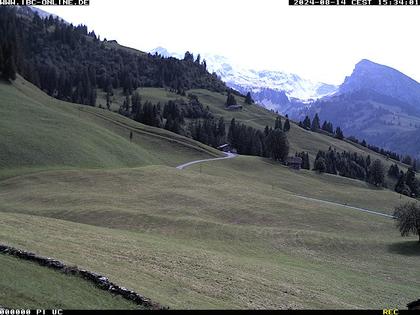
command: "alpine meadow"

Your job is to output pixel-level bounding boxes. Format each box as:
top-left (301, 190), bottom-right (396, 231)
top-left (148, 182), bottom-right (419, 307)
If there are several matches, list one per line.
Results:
top-left (1, 3), bottom-right (420, 311)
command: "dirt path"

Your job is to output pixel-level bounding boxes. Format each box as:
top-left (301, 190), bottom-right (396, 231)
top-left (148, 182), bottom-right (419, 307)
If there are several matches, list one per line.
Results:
top-left (176, 153), bottom-right (395, 219)
top-left (292, 194), bottom-right (395, 219)
top-left (176, 152), bottom-right (237, 170)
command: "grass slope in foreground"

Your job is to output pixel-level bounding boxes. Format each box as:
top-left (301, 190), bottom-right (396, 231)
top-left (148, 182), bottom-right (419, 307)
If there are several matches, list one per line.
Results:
top-left (1, 156), bottom-right (418, 309)
top-left (0, 254), bottom-right (138, 309)
top-left (0, 77), bottom-right (221, 180)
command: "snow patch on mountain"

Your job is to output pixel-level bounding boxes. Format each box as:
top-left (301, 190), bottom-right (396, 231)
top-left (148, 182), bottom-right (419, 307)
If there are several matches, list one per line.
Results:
top-left (150, 47), bottom-right (338, 103)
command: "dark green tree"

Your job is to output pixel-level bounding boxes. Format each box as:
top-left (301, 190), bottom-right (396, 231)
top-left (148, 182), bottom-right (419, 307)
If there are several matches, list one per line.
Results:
top-left (369, 159), bottom-right (385, 187)
top-left (245, 92), bottom-right (254, 104)
top-left (388, 164), bottom-right (400, 178)
top-left (275, 116), bottom-right (282, 130)
top-left (265, 129), bottom-right (289, 162)
top-left (303, 116), bottom-right (311, 130)
top-left (283, 118), bottom-right (290, 132)
top-left (335, 127), bottom-right (344, 140)
top-left (393, 202), bottom-right (420, 242)
top-left (226, 93), bottom-right (237, 106)
top-left (314, 157), bottom-right (326, 173)
top-left (395, 173), bottom-right (410, 196)
top-left (311, 113), bottom-right (320, 131)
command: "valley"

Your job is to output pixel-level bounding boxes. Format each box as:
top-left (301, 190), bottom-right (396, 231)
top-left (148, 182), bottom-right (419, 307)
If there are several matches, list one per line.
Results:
top-left (1, 76), bottom-right (419, 309)
top-left (1, 5), bottom-right (419, 310)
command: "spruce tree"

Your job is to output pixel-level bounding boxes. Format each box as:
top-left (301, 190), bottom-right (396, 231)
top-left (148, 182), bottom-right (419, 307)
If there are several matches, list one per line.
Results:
top-left (245, 92), bottom-right (254, 104)
top-left (369, 159), bottom-right (385, 187)
top-left (2, 48), bottom-right (16, 81)
top-left (275, 116), bottom-right (282, 130)
top-left (303, 116), bottom-right (311, 130)
top-left (314, 157), bottom-right (326, 173)
top-left (265, 129), bottom-right (289, 162)
top-left (395, 173), bottom-right (410, 196)
top-left (311, 113), bottom-right (320, 131)
top-left (335, 127), bottom-right (344, 140)
top-left (226, 93), bottom-right (237, 106)
top-left (283, 118), bottom-right (291, 132)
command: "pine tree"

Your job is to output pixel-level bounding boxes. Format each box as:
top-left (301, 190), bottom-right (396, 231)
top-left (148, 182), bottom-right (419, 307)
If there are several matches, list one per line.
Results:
top-left (311, 113), bottom-right (320, 131)
top-left (2, 48), bottom-right (16, 81)
top-left (131, 92), bottom-right (142, 115)
top-left (0, 46), bottom-right (3, 73)
top-left (283, 118), bottom-right (291, 132)
top-left (405, 168), bottom-right (419, 196)
top-left (395, 173), bottom-right (410, 196)
top-left (402, 155), bottom-right (412, 165)
top-left (183, 51), bottom-right (194, 62)
top-left (265, 129), bottom-right (289, 162)
top-left (245, 92), bottom-right (254, 104)
top-left (228, 118), bottom-right (236, 147)
top-left (274, 116), bottom-right (282, 130)
top-left (226, 93), bottom-right (237, 106)
top-left (303, 116), bottom-right (311, 130)
top-left (335, 127), bottom-right (344, 140)
top-left (369, 159), bottom-right (385, 187)
top-left (106, 91), bottom-right (112, 110)
top-left (388, 164), bottom-right (400, 178)
top-left (314, 157), bottom-right (326, 173)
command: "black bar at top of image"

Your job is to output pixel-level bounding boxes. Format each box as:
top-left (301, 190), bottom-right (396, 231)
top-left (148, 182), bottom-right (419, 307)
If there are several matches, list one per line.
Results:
top-left (289, 0), bottom-right (420, 5)
top-left (0, 0), bottom-right (89, 5)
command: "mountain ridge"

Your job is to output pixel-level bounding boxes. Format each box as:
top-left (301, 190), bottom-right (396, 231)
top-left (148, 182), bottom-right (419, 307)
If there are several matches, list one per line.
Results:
top-left (150, 47), bottom-right (338, 109)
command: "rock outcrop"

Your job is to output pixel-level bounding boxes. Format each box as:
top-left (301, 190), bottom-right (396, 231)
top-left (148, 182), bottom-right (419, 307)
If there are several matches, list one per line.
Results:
top-left (0, 244), bottom-right (166, 310)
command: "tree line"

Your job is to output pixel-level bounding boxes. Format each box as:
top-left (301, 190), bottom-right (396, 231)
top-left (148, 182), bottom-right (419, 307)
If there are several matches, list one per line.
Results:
top-left (299, 113), bottom-right (417, 166)
top-left (0, 7), bottom-right (228, 106)
top-left (389, 163), bottom-right (419, 198)
top-left (313, 147), bottom-right (386, 187)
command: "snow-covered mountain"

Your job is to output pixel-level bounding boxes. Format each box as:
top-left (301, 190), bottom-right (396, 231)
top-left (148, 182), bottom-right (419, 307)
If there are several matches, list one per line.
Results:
top-left (150, 47), bottom-right (338, 112)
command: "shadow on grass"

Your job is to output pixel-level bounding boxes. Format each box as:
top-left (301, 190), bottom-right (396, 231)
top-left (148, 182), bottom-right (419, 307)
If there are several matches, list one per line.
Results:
top-left (388, 241), bottom-right (420, 256)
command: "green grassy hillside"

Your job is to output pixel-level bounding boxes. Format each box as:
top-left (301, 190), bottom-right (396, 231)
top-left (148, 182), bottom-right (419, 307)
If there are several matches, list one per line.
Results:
top-left (1, 78), bottom-right (419, 309)
top-left (1, 157), bottom-right (418, 309)
top-left (0, 254), bottom-right (138, 309)
top-left (0, 77), bottom-right (221, 179)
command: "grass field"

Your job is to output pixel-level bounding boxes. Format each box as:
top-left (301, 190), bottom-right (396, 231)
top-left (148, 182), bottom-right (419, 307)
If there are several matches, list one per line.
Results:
top-left (1, 78), bottom-right (419, 309)
top-left (1, 157), bottom-right (419, 309)
top-left (0, 254), bottom-right (138, 309)
top-left (0, 77), bottom-right (221, 180)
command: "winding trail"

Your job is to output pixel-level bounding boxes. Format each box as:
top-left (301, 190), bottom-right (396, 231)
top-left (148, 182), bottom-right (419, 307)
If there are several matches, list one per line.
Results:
top-left (292, 194), bottom-right (395, 219)
top-left (176, 152), bottom-right (237, 170)
top-left (176, 152), bottom-right (395, 220)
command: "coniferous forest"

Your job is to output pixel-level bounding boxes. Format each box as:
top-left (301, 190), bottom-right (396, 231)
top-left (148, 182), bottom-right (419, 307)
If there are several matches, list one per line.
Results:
top-left (0, 6), bottom-right (227, 106)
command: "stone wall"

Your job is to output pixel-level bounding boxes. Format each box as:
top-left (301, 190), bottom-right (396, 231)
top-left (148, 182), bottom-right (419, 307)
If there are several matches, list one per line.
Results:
top-left (0, 244), bottom-right (166, 310)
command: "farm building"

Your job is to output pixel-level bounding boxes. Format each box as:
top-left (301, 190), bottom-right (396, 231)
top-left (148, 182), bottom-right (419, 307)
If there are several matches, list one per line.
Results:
top-left (217, 144), bottom-right (231, 152)
top-left (286, 156), bottom-right (302, 170)
top-left (226, 104), bottom-right (243, 111)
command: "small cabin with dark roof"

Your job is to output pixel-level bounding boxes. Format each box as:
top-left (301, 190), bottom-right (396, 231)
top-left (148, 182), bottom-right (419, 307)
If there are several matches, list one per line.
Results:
top-left (408, 299), bottom-right (420, 310)
top-left (226, 105), bottom-right (243, 111)
top-left (286, 156), bottom-right (302, 170)
top-left (217, 143), bottom-right (232, 152)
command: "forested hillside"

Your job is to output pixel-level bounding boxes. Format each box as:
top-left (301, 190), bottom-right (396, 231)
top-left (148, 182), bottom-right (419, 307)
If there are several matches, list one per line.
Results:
top-left (0, 6), bottom-right (227, 106)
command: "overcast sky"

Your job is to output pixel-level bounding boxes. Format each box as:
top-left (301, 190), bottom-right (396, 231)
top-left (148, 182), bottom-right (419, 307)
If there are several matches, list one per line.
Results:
top-left (38, 0), bottom-right (420, 85)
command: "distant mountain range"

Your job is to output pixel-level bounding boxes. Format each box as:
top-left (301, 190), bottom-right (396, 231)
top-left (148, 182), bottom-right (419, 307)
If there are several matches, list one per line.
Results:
top-left (294, 59), bottom-right (420, 158)
top-left (150, 47), bottom-right (338, 112)
top-left (151, 48), bottom-right (420, 158)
